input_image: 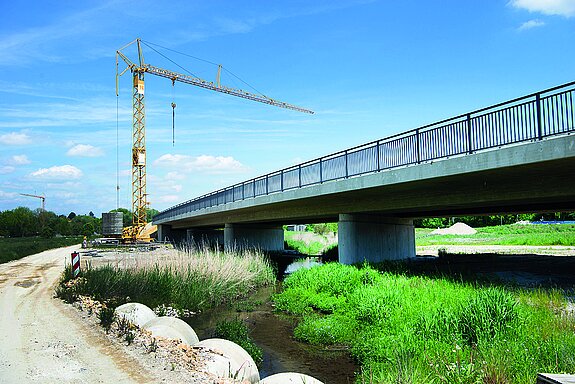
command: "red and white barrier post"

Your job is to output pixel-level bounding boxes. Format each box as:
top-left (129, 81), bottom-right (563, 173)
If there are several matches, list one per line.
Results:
top-left (71, 251), bottom-right (80, 278)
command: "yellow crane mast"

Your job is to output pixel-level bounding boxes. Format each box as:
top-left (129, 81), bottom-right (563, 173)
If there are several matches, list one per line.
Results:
top-left (116, 38), bottom-right (313, 242)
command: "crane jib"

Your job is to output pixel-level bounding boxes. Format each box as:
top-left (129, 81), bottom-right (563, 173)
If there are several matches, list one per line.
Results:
top-left (145, 65), bottom-right (314, 114)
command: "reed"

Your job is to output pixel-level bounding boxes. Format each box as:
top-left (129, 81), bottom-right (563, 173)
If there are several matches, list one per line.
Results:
top-left (57, 245), bottom-right (275, 312)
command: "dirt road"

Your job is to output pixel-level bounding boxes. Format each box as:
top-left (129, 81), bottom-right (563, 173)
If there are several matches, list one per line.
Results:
top-left (0, 246), bottom-right (153, 383)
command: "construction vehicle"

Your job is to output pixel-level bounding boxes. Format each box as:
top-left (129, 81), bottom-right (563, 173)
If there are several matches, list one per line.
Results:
top-left (20, 193), bottom-right (45, 211)
top-left (115, 38), bottom-right (313, 242)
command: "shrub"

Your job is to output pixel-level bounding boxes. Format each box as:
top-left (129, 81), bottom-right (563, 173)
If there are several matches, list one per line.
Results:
top-left (98, 306), bottom-right (115, 333)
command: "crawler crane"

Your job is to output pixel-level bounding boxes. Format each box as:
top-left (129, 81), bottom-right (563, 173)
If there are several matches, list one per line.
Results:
top-left (116, 38), bottom-right (313, 242)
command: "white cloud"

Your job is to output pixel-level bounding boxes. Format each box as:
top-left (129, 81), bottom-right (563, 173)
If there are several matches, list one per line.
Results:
top-left (0, 166), bottom-right (15, 174)
top-left (9, 155), bottom-right (31, 165)
top-left (0, 190), bottom-right (18, 199)
top-left (30, 165), bottom-right (83, 180)
top-left (154, 154), bottom-right (248, 174)
top-left (510, 0), bottom-right (575, 17)
top-left (518, 19), bottom-right (546, 30)
top-left (0, 132), bottom-right (31, 145)
top-left (66, 144), bottom-right (104, 157)
top-left (166, 171), bottom-right (186, 181)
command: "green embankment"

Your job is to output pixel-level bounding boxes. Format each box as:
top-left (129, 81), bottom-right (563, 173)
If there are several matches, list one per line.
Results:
top-left (416, 224), bottom-right (575, 246)
top-left (274, 262), bottom-right (575, 383)
top-left (0, 237), bottom-right (82, 264)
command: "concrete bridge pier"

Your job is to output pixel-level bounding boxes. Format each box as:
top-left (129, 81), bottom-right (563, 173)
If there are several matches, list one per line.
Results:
top-left (186, 228), bottom-right (224, 248)
top-left (157, 224), bottom-right (187, 244)
top-left (338, 214), bottom-right (415, 264)
top-left (223, 223), bottom-right (284, 252)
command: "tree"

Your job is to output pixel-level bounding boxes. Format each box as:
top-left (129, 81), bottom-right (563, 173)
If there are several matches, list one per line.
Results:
top-left (146, 208), bottom-right (159, 222)
top-left (89, 211), bottom-right (95, 218)
top-left (82, 222), bottom-right (95, 237)
top-left (110, 208), bottom-right (132, 227)
top-left (67, 212), bottom-right (76, 220)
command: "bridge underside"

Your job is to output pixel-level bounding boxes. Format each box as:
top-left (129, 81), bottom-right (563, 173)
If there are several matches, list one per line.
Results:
top-left (156, 136), bottom-right (575, 263)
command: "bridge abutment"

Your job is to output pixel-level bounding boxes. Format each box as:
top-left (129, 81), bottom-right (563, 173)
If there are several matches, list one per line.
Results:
top-left (223, 223), bottom-right (284, 251)
top-left (338, 214), bottom-right (415, 264)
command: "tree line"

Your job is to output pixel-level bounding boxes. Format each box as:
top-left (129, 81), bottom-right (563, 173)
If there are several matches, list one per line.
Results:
top-left (0, 207), bottom-right (159, 238)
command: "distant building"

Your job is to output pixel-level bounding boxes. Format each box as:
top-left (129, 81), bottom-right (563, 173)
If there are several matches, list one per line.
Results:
top-left (286, 224), bottom-right (307, 232)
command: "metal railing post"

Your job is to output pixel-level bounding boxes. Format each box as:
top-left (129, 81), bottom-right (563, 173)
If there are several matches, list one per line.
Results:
top-left (319, 159), bottom-right (323, 183)
top-left (345, 151), bottom-right (348, 178)
top-left (298, 164), bottom-right (302, 187)
top-left (466, 114), bottom-right (472, 153)
top-left (266, 175), bottom-right (269, 195)
top-left (281, 171), bottom-right (284, 191)
top-left (376, 141), bottom-right (381, 170)
top-left (536, 93), bottom-right (543, 140)
top-left (415, 130), bottom-right (421, 164)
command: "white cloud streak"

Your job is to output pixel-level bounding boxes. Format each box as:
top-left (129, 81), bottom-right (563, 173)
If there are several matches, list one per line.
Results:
top-left (0, 131), bottom-right (32, 145)
top-left (9, 155), bottom-right (31, 165)
top-left (510, 0), bottom-right (575, 17)
top-left (518, 19), bottom-right (546, 30)
top-left (30, 165), bottom-right (83, 180)
top-left (154, 154), bottom-right (248, 174)
top-left (66, 144), bottom-right (104, 157)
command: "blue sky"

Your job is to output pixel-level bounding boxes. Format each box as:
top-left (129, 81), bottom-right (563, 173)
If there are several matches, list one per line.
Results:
top-left (1, 0), bottom-right (574, 216)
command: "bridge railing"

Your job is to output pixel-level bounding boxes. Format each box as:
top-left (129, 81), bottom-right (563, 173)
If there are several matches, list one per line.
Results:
top-left (155, 81), bottom-right (575, 222)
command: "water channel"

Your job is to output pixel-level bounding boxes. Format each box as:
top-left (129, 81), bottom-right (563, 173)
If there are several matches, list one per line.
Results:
top-left (185, 256), bottom-right (359, 384)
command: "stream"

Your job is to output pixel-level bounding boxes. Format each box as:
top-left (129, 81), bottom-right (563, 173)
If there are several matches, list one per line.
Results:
top-left (185, 256), bottom-right (358, 383)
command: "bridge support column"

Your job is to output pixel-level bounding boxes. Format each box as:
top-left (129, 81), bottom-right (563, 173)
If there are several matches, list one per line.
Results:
top-left (157, 224), bottom-right (186, 244)
top-left (338, 214), bottom-right (415, 264)
top-left (187, 228), bottom-right (224, 248)
top-left (224, 223), bottom-right (284, 251)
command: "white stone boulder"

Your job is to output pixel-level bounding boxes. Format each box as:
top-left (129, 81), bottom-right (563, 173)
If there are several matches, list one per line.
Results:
top-left (142, 316), bottom-right (199, 345)
top-left (114, 303), bottom-right (156, 328)
top-left (195, 338), bottom-right (259, 384)
top-left (259, 372), bottom-right (324, 384)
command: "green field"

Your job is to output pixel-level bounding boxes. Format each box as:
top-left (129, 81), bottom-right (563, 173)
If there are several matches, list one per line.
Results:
top-left (0, 237), bottom-right (82, 264)
top-left (274, 262), bottom-right (575, 383)
top-left (416, 224), bottom-right (575, 246)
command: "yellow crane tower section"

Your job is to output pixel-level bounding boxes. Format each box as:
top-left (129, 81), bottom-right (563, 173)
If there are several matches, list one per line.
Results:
top-left (116, 38), bottom-right (313, 242)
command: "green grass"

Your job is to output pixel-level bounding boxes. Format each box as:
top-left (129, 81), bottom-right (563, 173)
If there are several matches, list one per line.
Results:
top-left (56, 247), bottom-right (276, 313)
top-left (284, 231), bottom-right (336, 255)
top-left (416, 224), bottom-right (575, 246)
top-left (273, 262), bottom-right (575, 383)
top-left (214, 318), bottom-right (263, 366)
top-left (0, 236), bottom-right (82, 264)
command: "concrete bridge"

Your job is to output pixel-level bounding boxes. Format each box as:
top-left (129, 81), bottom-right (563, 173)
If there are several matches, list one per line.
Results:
top-left (154, 81), bottom-right (575, 264)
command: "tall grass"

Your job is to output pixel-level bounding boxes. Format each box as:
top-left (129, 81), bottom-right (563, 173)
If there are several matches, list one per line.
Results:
top-left (284, 231), bottom-right (337, 255)
top-left (274, 263), bottom-right (575, 383)
top-left (57, 246), bottom-right (275, 312)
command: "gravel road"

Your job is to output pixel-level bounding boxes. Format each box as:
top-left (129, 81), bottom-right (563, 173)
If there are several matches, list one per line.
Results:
top-left (0, 245), bottom-right (154, 383)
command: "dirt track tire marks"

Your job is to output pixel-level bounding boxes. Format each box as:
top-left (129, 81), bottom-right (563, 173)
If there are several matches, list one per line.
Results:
top-left (0, 246), bottom-right (153, 383)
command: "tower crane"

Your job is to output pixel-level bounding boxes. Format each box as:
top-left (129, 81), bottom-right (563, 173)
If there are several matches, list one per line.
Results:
top-left (116, 38), bottom-right (313, 242)
top-left (20, 193), bottom-right (45, 211)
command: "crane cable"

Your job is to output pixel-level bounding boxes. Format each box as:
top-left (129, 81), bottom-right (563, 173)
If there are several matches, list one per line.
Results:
top-left (116, 76), bottom-right (120, 209)
top-left (171, 79), bottom-right (176, 146)
top-left (140, 39), bottom-right (269, 99)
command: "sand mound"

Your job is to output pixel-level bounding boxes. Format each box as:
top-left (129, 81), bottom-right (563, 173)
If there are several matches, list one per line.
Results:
top-left (431, 222), bottom-right (477, 235)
